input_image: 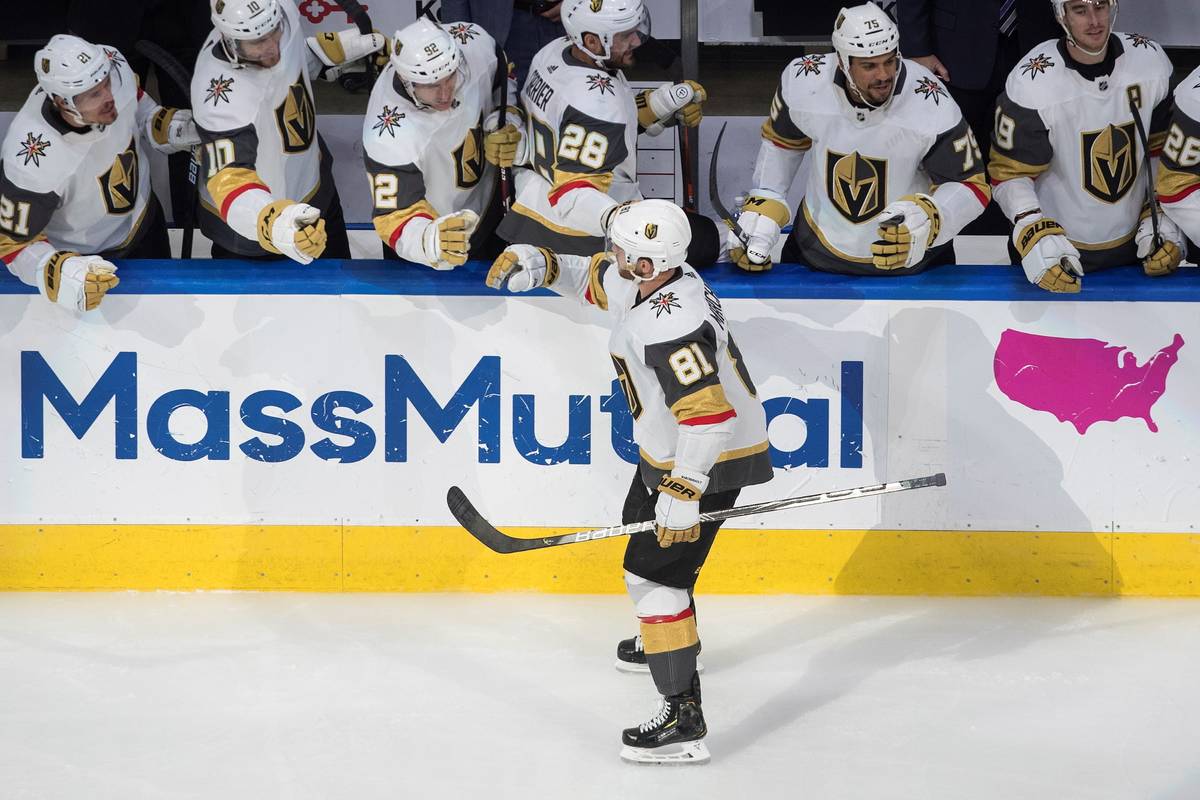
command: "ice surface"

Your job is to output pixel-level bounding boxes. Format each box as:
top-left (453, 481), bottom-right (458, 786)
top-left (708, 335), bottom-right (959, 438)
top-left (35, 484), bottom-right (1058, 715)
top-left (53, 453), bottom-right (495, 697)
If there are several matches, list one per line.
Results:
top-left (2, 593), bottom-right (1199, 799)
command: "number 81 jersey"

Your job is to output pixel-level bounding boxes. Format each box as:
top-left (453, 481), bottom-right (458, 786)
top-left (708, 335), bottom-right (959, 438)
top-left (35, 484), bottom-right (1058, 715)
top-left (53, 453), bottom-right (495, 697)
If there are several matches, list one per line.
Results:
top-left (597, 263), bottom-right (772, 495)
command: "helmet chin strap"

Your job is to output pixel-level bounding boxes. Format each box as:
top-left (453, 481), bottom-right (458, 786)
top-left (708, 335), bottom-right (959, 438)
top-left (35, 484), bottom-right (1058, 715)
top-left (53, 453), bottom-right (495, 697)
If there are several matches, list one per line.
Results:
top-left (839, 58), bottom-right (898, 113)
top-left (1062, 24), bottom-right (1110, 58)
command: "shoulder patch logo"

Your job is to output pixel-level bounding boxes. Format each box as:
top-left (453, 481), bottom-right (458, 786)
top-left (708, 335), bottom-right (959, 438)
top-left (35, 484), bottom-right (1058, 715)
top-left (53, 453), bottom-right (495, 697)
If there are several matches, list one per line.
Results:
top-left (913, 76), bottom-right (948, 104)
top-left (793, 53), bottom-right (826, 77)
top-left (16, 132), bottom-right (50, 167)
top-left (1020, 53), bottom-right (1055, 80)
top-left (586, 73), bottom-right (615, 95)
top-left (1125, 32), bottom-right (1154, 49)
top-left (447, 23), bottom-right (478, 44)
top-left (649, 291), bottom-right (681, 318)
top-left (372, 104), bottom-right (405, 137)
top-left (205, 74), bottom-right (235, 106)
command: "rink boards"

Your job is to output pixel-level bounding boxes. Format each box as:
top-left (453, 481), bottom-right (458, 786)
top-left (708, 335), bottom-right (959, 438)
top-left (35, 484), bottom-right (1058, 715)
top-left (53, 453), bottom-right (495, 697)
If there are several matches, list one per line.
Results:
top-left (1, 261), bottom-right (1198, 595)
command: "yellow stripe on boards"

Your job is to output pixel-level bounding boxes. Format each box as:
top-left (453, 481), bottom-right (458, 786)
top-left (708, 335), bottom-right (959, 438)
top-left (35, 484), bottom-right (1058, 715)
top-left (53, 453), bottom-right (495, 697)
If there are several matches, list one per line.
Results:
top-left (2, 525), bottom-right (1200, 596)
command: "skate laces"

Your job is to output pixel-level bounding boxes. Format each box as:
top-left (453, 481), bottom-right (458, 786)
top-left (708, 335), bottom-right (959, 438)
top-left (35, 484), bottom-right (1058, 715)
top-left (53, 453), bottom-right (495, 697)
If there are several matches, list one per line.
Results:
top-left (638, 699), bottom-right (672, 733)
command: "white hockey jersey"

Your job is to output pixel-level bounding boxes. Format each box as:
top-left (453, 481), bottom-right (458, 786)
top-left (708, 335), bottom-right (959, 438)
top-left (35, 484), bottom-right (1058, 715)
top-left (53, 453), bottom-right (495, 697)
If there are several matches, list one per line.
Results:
top-left (362, 22), bottom-right (510, 261)
top-left (1157, 64), bottom-right (1200, 243)
top-left (754, 53), bottom-right (989, 275)
top-left (191, 0), bottom-right (330, 255)
top-left (0, 48), bottom-right (161, 287)
top-left (550, 254), bottom-right (773, 493)
top-left (990, 34), bottom-right (1173, 267)
top-left (497, 38), bottom-right (643, 255)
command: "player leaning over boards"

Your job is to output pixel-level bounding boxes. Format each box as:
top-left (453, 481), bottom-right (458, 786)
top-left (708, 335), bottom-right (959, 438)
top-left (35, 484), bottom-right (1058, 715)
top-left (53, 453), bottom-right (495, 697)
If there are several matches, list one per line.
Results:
top-left (192, 0), bottom-right (384, 262)
top-left (0, 35), bottom-right (198, 311)
top-left (362, 18), bottom-right (520, 267)
top-left (486, 199), bottom-right (773, 765)
top-left (988, 0), bottom-right (1181, 293)
top-left (1156, 64), bottom-right (1200, 244)
top-left (730, 2), bottom-right (989, 275)
top-left (496, 0), bottom-right (721, 266)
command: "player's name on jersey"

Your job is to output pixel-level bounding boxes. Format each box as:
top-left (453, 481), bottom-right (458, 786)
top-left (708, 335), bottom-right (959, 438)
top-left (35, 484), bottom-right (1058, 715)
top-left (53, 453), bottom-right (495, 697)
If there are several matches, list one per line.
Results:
top-left (20, 349), bottom-right (864, 470)
top-left (524, 69), bottom-right (555, 113)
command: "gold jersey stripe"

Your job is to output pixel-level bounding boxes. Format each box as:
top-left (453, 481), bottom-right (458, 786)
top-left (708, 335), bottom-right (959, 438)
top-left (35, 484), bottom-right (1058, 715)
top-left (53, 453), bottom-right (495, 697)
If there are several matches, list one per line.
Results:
top-left (0, 231), bottom-right (46, 260)
top-left (1157, 165), bottom-right (1200, 203)
top-left (962, 172), bottom-right (994, 204)
top-left (987, 151), bottom-right (1048, 183)
top-left (670, 383), bottom-right (734, 424)
top-left (1072, 229), bottom-right (1135, 251)
top-left (761, 119), bottom-right (812, 151)
top-left (509, 202), bottom-right (593, 237)
top-left (586, 252), bottom-right (609, 310)
top-left (641, 614), bottom-right (699, 654)
top-left (373, 199), bottom-right (438, 247)
top-left (207, 167), bottom-right (269, 219)
top-left (801, 202), bottom-right (873, 264)
top-left (549, 169), bottom-right (613, 204)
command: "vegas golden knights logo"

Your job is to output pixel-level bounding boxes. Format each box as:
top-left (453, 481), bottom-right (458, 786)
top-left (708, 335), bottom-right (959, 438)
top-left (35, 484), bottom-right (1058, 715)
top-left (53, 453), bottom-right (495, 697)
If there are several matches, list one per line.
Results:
top-left (452, 118), bottom-right (484, 189)
top-left (825, 150), bottom-right (887, 223)
top-left (274, 80), bottom-right (316, 154)
top-left (1080, 122), bottom-right (1138, 204)
top-left (590, 0), bottom-right (604, 11)
top-left (610, 354), bottom-right (643, 420)
top-left (644, 223), bottom-right (658, 239)
top-left (97, 137), bottom-right (138, 214)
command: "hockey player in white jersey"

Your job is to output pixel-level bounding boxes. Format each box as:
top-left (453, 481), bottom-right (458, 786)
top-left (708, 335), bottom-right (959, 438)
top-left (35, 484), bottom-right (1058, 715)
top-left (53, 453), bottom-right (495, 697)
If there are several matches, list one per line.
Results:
top-left (730, 2), bottom-right (990, 276)
top-left (362, 18), bottom-right (520, 267)
top-left (1156, 65), bottom-right (1200, 245)
top-left (496, 0), bottom-right (721, 266)
top-left (486, 199), bottom-right (773, 765)
top-left (988, 0), bottom-right (1182, 292)
top-left (192, 0), bottom-right (384, 262)
top-left (0, 34), bottom-right (198, 311)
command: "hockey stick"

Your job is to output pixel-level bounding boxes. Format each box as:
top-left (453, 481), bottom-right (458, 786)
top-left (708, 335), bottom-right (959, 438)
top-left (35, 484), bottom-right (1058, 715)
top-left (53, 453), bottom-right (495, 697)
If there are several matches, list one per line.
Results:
top-left (447, 473), bottom-right (947, 554)
top-left (1128, 96), bottom-right (1162, 253)
top-left (708, 122), bottom-right (751, 247)
top-left (497, 57), bottom-right (512, 212)
top-left (135, 40), bottom-right (199, 259)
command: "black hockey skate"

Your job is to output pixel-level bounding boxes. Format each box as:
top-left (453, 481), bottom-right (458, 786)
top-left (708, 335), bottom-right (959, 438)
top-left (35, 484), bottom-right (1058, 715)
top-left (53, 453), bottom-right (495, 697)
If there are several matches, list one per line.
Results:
top-left (615, 634), bottom-right (704, 674)
top-left (620, 679), bottom-right (709, 765)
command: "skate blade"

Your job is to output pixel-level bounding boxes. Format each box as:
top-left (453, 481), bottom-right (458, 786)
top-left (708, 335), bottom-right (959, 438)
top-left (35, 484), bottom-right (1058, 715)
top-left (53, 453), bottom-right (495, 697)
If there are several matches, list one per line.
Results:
top-left (620, 739), bottom-right (710, 766)
top-left (614, 660), bottom-right (704, 675)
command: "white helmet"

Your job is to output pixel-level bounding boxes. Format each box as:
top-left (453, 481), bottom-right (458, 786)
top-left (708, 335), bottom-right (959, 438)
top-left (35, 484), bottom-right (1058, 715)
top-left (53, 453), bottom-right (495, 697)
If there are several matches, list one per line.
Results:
top-left (1051, 0), bottom-right (1118, 57)
top-left (390, 18), bottom-right (467, 108)
top-left (211, 0), bottom-right (285, 65)
top-left (561, 0), bottom-right (651, 69)
top-left (608, 199), bottom-right (690, 281)
top-left (831, 2), bottom-right (901, 109)
top-left (35, 35), bottom-right (112, 126)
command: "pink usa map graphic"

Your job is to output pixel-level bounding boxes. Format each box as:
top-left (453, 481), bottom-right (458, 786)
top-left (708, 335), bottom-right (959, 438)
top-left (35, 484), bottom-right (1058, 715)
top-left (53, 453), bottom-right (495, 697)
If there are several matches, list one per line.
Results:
top-left (993, 329), bottom-right (1184, 434)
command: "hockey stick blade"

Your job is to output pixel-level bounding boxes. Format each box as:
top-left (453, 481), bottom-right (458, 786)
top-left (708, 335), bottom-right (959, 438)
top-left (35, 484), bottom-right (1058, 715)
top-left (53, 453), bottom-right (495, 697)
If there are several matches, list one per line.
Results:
top-left (709, 122), bottom-right (751, 247)
top-left (447, 473), bottom-right (947, 554)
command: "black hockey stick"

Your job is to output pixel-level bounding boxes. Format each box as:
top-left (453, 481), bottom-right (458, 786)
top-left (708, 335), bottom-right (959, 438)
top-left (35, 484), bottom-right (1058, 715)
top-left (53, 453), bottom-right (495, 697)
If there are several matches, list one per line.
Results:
top-left (708, 122), bottom-right (751, 247)
top-left (135, 39), bottom-right (199, 259)
top-left (447, 473), bottom-right (947, 554)
top-left (1128, 96), bottom-right (1163, 254)
top-left (336, 0), bottom-right (377, 93)
top-left (497, 55), bottom-right (512, 211)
